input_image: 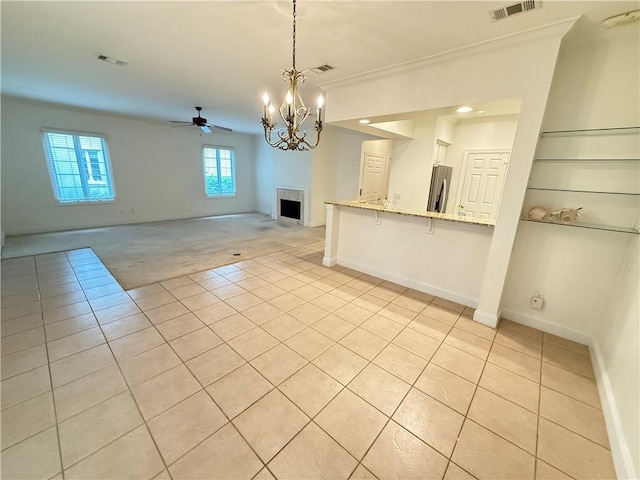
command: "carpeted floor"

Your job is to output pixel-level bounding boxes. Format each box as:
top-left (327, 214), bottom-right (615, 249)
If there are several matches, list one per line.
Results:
top-left (1, 213), bottom-right (326, 290)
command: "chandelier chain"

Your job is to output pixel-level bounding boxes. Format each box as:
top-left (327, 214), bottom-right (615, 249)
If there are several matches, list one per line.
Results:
top-left (292, 0), bottom-right (297, 70)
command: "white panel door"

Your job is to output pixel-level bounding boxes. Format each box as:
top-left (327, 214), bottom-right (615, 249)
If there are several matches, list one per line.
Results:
top-left (359, 151), bottom-right (387, 201)
top-left (458, 151), bottom-right (510, 220)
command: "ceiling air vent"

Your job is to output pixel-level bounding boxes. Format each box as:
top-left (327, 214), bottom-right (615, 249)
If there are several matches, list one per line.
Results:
top-left (490, 0), bottom-right (541, 21)
top-left (310, 64), bottom-right (335, 75)
top-left (94, 53), bottom-right (128, 67)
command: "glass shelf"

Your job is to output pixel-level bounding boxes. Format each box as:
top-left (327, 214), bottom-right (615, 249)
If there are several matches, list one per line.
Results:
top-left (527, 187), bottom-right (640, 196)
top-left (520, 218), bottom-right (639, 234)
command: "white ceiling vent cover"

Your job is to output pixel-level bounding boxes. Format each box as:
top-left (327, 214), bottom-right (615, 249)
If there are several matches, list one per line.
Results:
top-left (490, 0), bottom-right (541, 21)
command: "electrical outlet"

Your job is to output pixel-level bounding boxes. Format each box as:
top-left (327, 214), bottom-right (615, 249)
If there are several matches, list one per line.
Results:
top-left (530, 295), bottom-right (544, 310)
top-left (393, 193), bottom-right (401, 200)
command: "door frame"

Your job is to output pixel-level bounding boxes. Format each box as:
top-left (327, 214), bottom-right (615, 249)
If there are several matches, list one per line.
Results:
top-left (454, 148), bottom-right (511, 219)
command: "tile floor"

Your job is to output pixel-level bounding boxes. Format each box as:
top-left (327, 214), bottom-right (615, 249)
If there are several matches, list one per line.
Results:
top-left (1, 243), bottom-right (616, 479)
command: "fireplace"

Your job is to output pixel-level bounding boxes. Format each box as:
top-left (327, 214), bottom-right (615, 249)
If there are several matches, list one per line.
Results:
top-left (275, 186), bottom-right (307, 226)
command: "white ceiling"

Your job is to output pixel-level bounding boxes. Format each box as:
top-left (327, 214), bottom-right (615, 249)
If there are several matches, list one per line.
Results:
top-left (1, 1), bottom-right (638, 134)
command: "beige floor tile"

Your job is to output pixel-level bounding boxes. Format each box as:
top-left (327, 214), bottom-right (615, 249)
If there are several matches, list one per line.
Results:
top-left (311, 293), bottom-right (349, 313)
top-left (251, 343), bottom-right (308, 385)
top-left (541, 362), bottom-right (601, 408)
top-left (370, 284), bottom-right (403, 301)
top-left (0, 427), bottom-right (61, 480)
top-left (180, 291), bottom-right (220, 311)
top-left (188, 269), bottom-right (220, 283)
top-left (269, 422), bottom-right (357, 480)
top-left (209, 313), bottom-right (256, 341)
top-left (311, 314), bottom-right (357, 341)
top-left (242, 302), bottom-right (283, 325)
top-left (186, 343), bottom-right (246, 386)
top-left (280, 364), bottom-right (343, 417)
top-left (499, 319), bottom-right (543, 341)
top-left (479, 362), bottom-right (539, 412)
top-left (153, 469), bottom-right (171, 480)
top-left (454, 317), bottom-right (497, 342)
top-left (54, 364), bottom-right (128, 421)
top-left (1, 301), bottom-right (42, 323)
top-left (407, 314), bottom-right (452, 341)
top-left (192, 302), bottom-right (237, 325)
top-left (452, 420), bottom-right (535, 480)
top-left (421, 304), bottom-right (460, 326)
top-left (537, 418), bottom-right (615, 479)
top-left (145, 301), bottom-right (190, 325)
top-left (392, 328), bottom-right (440, 360)
top-left (207, 364), bottom-right (273, 418)
top-left (391, 293), bottom-right (431, 314)
top-left (148, 390), bottom-right (228, 465)
top-left (168, 283), bottom-right (206, 301)
top-left (43, 301), bottom-right (92, 325)
top-left (268, 293), bottom-right (308, 313)
top-left (289, 303), bottom-right (330, 326)
top-left (334, 303), bottom-right (375, 325)
top-left (1, 290), bottom-right (41, 309)
top-left (1, 344), bottom-right (48, 380)
top-left (44, 313), bottom-right (98, 342)
top-left (393, 388), bottom-right (464, 457)
top-left (494, 329), bottom-right (542, 359)
top-left (132, 364), bottom-right (201, 420)
top-left (169, 422), bottom-right (262, 479)
top-left (1, 391), bottom-right (56, 450)
top-left (212, 284), bottom-right (247, 300)
top-left (41, 290), bottom-right (86, 312)
top-left (285, 328), bottom-right (334, 360)
top-left (87, 291), bottom-right (131, 312)
top-left (444, 462), bottom-right (477, 479)
top-left (274, 276), bottom-right (306, 292)
top-left (377, 303), bottom-right (417, 326)
top-left (225, 292), bottom-right (264, 312)
top-left (351, 293), bottom-right (389, 313)
top-left (543, 333), bottom-right (589, 357)
top-left (64, 425), bottom-right (164, 480)
top-left (1, 327), bottom-right (45, 357)
top-left (253, 284), bottom-right (288, 301)
top-left (350, 464), bottom-right (377, 479)
top-left (261, 314), bottom-right (307, 341)
top-left (119, 343), bottom-right (181, 387)
top-left (331, 284), bottom-right (364, 302)
top-left (93, 301), bottom-right (142, 325)
top-left (535, 459), bottom-right (572, 479)
top-left (313, 344), bottom-right (368, 385)
top-left (468, 388), bottom-right (538, 453)
top-left (543, 344), bottom-right (595, 379)
top-left (488, 343), bottom-right (541, 382)
top-left (109, 327), bottom-right (165, 361)
top-left (101, 312), bottom-right (152, 341)
top-left (444, 328), bottom-right (492, 360)
top-left (349, 363), bottom-right (410, 416)
top-left (134, 291), bottom-right (178, 311)
top-left (373, 343), bottom-right (427, 384)
top-left (315, 389), bottom-right (387, 460)
top-left (1, 313), bottom-right (43, 338)
top-left (154, 312), bottom-right (205, 341)
top-left (47, 327), bottom-right (105, 362)
top-left (431, 297), bottom-right (465, 313)
top-left (236, 276), bottom-right (270, 291)
top-left (199, 276), bottom-right (232, 291)
top-left (58, 391), bottom-right (143, 469)
top-left (292, 284), bottom-right (326, 301)
top-left (1, 364), bottom-right (52, 410)
top-left (360, 314), bottom-right (404, 341)
top-left (228, 327), bottom-right (279, 361)
top-left (362, 421), bottom-right (448, 480)
top-left (169, 326), bottom-right (223, 361)
top-left (340, 328), bottom-right (388, 361)
top-left (539, 386), bottom-right (609, 447)
top-left (233, 389), bottom-right (309, 462)
top-left (83, 283), bottom-right (124, 300)
top-left (415, 363), bottom-right (476, 414)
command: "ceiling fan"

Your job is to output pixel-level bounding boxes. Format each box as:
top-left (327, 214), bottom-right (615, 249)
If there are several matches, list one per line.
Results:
top-left (170, 106), bottom-right (232, 134)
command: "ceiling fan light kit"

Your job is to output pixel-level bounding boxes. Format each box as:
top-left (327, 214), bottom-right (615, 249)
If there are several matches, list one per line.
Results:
top-left (169, 106), bottom-right (232, 134)
top-left (261, 0), bottom-right (324, 151)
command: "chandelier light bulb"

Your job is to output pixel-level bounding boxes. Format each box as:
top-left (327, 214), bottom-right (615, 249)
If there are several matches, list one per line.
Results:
top-left (262, 91), bottom-right (270, 105)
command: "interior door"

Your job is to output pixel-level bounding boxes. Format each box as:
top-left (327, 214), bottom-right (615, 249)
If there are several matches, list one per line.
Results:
top-left (457, 150), bottom-right (510, 220)
top-left (358, 151), bottom-right (387, 202)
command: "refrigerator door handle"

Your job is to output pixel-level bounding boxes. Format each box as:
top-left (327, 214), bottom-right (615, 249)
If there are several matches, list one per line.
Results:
top-left (440, 178), bottom-right (447, 213)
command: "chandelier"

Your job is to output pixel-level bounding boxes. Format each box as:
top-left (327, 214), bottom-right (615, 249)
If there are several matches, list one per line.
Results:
top-left (261, 0), bottom-right (324, 151)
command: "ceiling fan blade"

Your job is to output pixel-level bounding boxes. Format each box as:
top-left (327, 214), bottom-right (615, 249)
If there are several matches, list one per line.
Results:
top-left (169, 120), bottom-right (192, 124)
top-left (200, 125), bottom-right (212, 134)
top-left (171, 124), bottom-right (194, 128)
top-left (206, 123), bottom-right (233, 133)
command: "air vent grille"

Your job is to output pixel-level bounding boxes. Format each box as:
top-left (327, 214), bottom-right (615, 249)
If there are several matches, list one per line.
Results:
top-left (490, 0), bottom-right (541, 21)
top-left (94, 53), bottom-right (128, 67)
top-left (310, 64), bottom-right (335, 74)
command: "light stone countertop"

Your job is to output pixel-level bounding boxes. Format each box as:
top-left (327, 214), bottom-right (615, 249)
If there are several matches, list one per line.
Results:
top-left (325, 199), bottom-right (496, 227)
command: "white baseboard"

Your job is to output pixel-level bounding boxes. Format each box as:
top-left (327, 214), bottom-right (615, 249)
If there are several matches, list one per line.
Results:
top-left (473, 309), bottom-right (500, 328)
top-left (323, 256), bottom-right (337, 267)
top-left (590, 340), bottom-right (637, 480)
top-left (308, 221), bottom-right (326, 228)
top-left (500, 308), bottom-right (592, 345)
top-left (336, 258), bottom-right (478, 308)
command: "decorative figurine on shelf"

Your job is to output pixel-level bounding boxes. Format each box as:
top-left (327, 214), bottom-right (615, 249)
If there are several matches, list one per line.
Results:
top-left (549, 207), bottom-right (582, 224)
top-left (528, 206), bottom-right (551, 221)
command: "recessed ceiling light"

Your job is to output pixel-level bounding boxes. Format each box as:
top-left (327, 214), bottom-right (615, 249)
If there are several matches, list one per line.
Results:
top-left (477, 110), bottom-right (486, 114)
top-left (456, 106), bottom-right (473, 113)
top-left (359, 119), bottom-right (371, 124)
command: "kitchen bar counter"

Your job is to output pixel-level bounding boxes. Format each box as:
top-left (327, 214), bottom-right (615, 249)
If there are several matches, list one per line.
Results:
top-left (325, 200), bottom-right (495, 227)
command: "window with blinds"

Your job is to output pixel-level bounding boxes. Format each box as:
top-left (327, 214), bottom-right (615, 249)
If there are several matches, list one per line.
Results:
top-left (203, 146), bottom-right (236, 197)
top-left (42, 130), bottom-right (116, 203)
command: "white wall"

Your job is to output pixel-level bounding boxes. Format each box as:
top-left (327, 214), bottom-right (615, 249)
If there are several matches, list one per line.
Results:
top-left (1, 96), bottom-right (257, 235)
top-left (503, 34), bottom-right (640, 479)
top-left (444, 115), bottom-right (519, 215)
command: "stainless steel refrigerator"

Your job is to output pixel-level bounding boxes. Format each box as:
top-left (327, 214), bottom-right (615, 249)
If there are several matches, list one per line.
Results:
top-left (427, 165), bottom-right (453, 213)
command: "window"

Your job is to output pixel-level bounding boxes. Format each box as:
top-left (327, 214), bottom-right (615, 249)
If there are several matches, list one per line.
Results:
top-left (42, 130), bottom-right (115, 203)
top-left (203, 146), bottom-right (236, 197)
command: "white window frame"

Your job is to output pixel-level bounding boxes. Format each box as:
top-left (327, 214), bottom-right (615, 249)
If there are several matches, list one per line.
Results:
top-left (202, 145), bottom-right (236, 198)
top-left (41, 128), bottom-right (116, 204)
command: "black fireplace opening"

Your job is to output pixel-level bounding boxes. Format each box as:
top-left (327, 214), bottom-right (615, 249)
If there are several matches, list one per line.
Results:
top-left (281, 199), bottom-right (301, 220)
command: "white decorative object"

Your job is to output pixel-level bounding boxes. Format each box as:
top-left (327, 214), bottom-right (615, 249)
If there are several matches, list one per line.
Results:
top-left (528, 206), bottom-right (550, 221)
top-left (550, 207), bottom-right (582, 224)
